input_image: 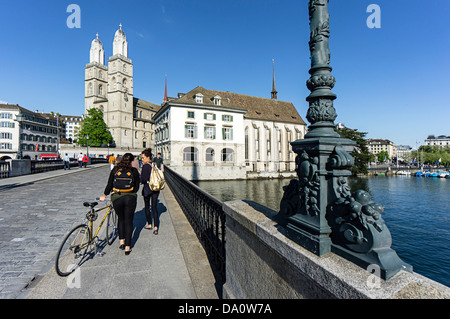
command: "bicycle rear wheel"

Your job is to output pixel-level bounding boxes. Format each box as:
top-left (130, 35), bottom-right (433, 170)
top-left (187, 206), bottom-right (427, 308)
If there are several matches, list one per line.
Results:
top-left (106, 207), bottom-right (118, 245)
top-left (55, 224), bottom-right (91, 277)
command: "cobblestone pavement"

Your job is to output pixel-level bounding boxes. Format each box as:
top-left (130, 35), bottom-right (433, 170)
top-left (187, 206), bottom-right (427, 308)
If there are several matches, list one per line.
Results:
top-left (0, 164), bottom-right (218, 299)
top-left (0, 165), bottom-right (113, 298)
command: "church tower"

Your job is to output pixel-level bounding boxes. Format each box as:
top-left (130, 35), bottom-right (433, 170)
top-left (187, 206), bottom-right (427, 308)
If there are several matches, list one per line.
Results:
top-left (106, 24), bottom-right (134, 148)
top-left (85, 34), bottom-right (108, 113)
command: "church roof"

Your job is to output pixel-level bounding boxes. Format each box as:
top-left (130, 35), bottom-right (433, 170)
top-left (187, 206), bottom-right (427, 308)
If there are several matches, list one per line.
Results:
top-left (171, 86), bottom-right (306, 125)
top-left (133, 97), bottom-right (161, 112)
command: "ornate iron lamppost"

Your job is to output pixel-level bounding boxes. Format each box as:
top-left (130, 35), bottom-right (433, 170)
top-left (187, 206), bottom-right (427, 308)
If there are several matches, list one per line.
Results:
top-left (277, 0), bottom-right (411, 280)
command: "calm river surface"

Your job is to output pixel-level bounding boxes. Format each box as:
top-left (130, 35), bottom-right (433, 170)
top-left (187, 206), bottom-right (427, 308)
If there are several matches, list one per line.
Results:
top-left (194, 176), bottom-right (450, 287)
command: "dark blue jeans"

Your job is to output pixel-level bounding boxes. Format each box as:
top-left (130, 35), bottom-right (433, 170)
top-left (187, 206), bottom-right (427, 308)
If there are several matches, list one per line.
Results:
top-left (144, 192), bottom-right (159, 228)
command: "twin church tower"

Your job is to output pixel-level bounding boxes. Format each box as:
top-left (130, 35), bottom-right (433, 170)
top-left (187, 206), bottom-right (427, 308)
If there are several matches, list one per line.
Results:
top-left (84, 24), bottom-right (157, 149)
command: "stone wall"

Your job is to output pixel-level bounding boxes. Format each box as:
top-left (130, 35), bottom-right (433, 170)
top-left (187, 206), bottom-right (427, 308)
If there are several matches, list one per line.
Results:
top-left (222, 200), bottom-right (450, 299)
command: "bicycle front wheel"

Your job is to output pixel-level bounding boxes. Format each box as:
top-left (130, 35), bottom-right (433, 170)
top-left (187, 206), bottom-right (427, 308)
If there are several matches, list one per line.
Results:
top-left (55, 224), bottom-right (91, 277)
top-left (106, 207), bottom-right (118, 245)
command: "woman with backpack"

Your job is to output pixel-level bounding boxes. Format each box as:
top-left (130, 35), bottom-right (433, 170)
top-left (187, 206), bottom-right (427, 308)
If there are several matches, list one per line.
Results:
top-left (140, 148), bottom-right (160, 235)
top-left (99, 153), bottom-right (140, 255)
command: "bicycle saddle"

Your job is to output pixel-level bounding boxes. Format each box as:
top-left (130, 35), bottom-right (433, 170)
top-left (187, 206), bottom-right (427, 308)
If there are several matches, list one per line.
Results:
top-left (83, 201), bottom-right (98, 208)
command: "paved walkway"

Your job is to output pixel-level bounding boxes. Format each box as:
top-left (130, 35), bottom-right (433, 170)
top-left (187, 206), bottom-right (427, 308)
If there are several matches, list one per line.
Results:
top-left (0, 164), bottom-right (219, 299)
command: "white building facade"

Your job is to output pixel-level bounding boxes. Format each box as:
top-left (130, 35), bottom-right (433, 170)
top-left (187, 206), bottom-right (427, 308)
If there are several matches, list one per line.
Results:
top-left (154, 86), bottom-right (307, 180)
top-left (425, 135), bottom-right (450, 148)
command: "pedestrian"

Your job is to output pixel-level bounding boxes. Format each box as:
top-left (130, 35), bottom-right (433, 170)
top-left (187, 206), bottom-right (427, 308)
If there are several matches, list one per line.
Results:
top-left (99, 153), bottom-right (140, 255)
top-left (77, 152), bottom-right (83, 168)
top-left (63, 153), bottom-right (70, 170)
top-left (153, 152), bottom-right (164, 172)
top-left (140, 148), bottom-right (160, 235)
top-left (131, 154), bottom-right (140, 173)
top-left (108, 153), bottom-right (116, 170)
top-left (82, 154), bottom-right (89, 168)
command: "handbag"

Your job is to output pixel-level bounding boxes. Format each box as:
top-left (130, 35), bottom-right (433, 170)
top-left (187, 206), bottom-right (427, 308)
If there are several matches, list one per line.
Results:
top-left (149, 163), bottom-right (165, 191)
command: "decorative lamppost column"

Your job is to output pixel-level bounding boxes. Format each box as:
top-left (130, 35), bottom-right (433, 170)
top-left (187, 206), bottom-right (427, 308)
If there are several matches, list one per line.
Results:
top-left (277, 0), bottom-right (411, 279)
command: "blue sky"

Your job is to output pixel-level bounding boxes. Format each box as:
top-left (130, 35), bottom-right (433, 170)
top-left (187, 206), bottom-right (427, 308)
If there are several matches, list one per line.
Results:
top-left (1, 0), bottom-right (449, 148)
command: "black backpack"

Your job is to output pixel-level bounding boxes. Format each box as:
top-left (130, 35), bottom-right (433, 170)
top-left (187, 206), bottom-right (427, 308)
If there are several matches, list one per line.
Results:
top-left (113, 168), bottom-right (134, 193)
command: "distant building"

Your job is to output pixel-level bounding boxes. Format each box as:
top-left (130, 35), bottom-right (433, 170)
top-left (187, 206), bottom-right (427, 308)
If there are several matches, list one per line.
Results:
top-left (425, 135), bottom-right (450, 148)
top-left (396, 145), bottom-right (412, 163)
top-left (60, 115), bottom-right (83, 142)
top-left (0, 104), bottom-right (61, 160)
top-left (367, 139), bottom-right (397, 160)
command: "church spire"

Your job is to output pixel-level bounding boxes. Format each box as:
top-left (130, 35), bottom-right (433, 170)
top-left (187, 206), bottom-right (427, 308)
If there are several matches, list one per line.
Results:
top-left (163, 73), bottom-right (168, 103)
top-left (271, 59), bottom-right (278, 100)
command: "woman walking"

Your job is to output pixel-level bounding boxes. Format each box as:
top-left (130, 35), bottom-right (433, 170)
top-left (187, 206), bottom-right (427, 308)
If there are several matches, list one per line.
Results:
top-left (140, 148), bottom-right (160, 235)
top-left (99, 153), bottom-right (140, 255)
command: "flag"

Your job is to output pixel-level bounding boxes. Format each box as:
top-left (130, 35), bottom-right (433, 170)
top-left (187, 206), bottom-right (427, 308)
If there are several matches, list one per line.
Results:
top-left (35, 142), bottom-right (39, 152)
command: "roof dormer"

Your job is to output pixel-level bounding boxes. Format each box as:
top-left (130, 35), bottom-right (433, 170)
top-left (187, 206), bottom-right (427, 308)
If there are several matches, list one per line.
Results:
top-left (195, 93), bottom-right (203, 104)
top-left (213, 95), bottom-right (221, 106)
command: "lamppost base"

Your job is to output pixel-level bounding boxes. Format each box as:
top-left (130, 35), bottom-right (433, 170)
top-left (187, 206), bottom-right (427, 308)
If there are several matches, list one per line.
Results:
top-left (331, 244), bottom-right (413, 280)
top-left (284, 214), bottom-right (332, 256)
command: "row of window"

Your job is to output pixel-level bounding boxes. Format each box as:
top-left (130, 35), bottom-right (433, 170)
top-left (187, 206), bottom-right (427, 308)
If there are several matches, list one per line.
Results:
top-left (194, 93), bottom-right (222, 106)
top-left (1, 113), bottom-right (13, 119)
top-left (0, 143), bottom-right (12, 150)
top-left (184, 125), bottom-right (233, 140)
top-left (183, 147), bottom-right (234, 163)
top-left (87, 78), bottom-right (128, 96)
top-left (187, 111), bottom-right (233, 122)
top-left (1, 121), bottom-right (15, 128)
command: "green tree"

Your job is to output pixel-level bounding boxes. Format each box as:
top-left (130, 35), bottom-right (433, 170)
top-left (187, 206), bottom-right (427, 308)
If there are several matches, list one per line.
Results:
top-left (335, 126), bottom-right (372, 175)
top-left (77, 108), bottom-right (114, 147)
top-left (376, 151), bottom-right (389, 163)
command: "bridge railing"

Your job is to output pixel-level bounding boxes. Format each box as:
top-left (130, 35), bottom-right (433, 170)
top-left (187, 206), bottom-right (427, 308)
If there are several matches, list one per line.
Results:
top-left (164, 165), bottom-right (226, 282)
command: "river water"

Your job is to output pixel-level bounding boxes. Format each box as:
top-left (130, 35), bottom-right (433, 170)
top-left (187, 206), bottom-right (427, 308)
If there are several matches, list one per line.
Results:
top-left (193, 175), bottom-right (450, 287)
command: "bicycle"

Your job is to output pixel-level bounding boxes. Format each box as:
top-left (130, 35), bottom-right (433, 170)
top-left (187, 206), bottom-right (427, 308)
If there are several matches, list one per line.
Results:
top-left (55, 197), bottom-right (117, 277)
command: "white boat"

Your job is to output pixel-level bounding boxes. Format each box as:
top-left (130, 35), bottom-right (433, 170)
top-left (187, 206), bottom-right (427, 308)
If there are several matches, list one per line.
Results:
top-left (438, 172), bottom-right (449, 178)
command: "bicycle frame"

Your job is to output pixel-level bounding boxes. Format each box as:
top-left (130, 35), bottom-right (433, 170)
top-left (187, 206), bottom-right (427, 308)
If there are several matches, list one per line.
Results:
top-left (70, 201), bottom-right (114, 253)
top-left (89, 203), bottom-right (113, 240)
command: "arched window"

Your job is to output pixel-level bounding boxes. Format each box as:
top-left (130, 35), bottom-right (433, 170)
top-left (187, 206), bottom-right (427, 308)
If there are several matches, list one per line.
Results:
top-left (123, 79), bottom-right (127, 89)
top-left (112, 77), bottom-right (116, 90)
top-left (99, 85), bottom-right (103, 96)
top-left (221, 148), bottom-right (234, 163)
top-left (206, 148), bottom-right (215, 162)
top-left (123, 64), bottom-right (127, 73)
top-left (183, 147), bottom-right (198, 162)
top-left (88, 83), bottom-right (93, 95)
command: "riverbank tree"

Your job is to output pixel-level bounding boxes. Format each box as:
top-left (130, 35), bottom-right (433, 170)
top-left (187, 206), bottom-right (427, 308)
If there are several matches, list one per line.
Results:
top-left (413, 146), bottom-right (450, 166)
top-left (334, 126), bottom-right (372, 175)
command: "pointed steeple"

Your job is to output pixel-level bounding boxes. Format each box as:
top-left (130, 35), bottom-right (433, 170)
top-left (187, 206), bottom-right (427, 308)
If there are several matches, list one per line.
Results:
top-left (271, 59), bottom-right (278, 100)
top-left (163, 74), bottom-right (168, 103)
